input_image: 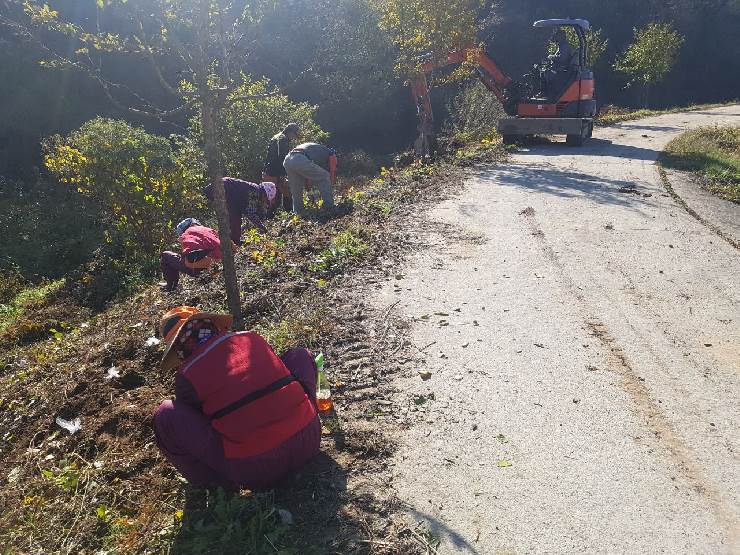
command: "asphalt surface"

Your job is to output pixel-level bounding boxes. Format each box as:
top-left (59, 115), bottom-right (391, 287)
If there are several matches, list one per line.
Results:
top-left (378, 106), bottom-right (739, 554)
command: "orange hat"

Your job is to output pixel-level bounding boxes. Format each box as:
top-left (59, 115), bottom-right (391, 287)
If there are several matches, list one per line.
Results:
top-left (159, 306), bottom-right (233, 372)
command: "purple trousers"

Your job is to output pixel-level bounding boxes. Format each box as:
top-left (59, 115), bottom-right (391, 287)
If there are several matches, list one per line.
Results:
top-left (154, 348), bottom-right (321, 490)
top-left (160, 251), bottom-right (203, 290)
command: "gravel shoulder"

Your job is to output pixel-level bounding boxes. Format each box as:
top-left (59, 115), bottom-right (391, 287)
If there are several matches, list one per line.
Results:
top-left (378, 106), bottom-right (740, 553)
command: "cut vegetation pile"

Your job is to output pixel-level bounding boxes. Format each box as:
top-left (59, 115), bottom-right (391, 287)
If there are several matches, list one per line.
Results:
top-left (663, 124), bottom-right (740, 202)
top-left (0, 141), bottom-right (506, 554)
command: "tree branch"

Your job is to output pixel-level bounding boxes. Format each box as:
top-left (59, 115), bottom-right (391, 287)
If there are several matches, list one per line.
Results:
top-left (135, 16), bottom-right (181, 98)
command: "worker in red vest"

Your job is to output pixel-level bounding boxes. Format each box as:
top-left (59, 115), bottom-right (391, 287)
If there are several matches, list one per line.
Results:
top-left (153, 306), bottom-right (320, 490)
top-left (159, 218), bottom-right (235, 292)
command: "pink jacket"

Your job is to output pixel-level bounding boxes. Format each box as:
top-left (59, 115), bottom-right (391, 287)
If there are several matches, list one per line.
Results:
top-left (179, 225), bottom-right (222, 269)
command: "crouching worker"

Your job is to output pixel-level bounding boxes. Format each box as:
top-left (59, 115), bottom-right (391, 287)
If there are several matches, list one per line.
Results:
top-left (282, 142), bottom-right (337, 217)
top-left (153, 307), bottom-right (320, 490)
top-left (203, 178), bottom-right (276, 244)
top-left (160, 218), bottom-right (226, 292)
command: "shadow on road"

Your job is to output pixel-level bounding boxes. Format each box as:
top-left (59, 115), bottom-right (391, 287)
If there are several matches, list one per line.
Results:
top-left (678, 110), bottom-right (740, 117)
top-left (473, 162), bottom-right (655, 210)
top-left (518, 138), bottom-right (659, 161)
top-left (615, 123), bottom-right (682, 132)
top-left (406, 507), bottom-right (482, 554)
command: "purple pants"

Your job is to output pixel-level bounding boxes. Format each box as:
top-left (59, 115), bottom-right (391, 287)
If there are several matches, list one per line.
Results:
top-left (154, 348), bottom-right (321, 490)
top-left (160, 251), bottom-right (203, 290)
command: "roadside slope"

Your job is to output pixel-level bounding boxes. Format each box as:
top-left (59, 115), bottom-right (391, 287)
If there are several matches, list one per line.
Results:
top-left (379, 106), bottom-right (740, 553)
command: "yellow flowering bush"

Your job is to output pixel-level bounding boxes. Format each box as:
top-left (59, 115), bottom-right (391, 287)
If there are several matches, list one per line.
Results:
top-left (43, 118), bottom-right (206, 257)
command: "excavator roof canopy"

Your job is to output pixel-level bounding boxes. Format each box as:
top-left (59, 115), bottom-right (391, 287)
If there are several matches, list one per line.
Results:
top-left (533, 18), bottom-right (590, 31)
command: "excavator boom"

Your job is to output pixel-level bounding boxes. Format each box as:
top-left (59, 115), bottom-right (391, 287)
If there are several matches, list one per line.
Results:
top-left (410, 47), bottom-right (516, 156)
top-left (411, 18), bottom-right (597, 154)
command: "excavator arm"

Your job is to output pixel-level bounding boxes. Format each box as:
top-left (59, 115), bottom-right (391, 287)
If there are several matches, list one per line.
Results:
top-left (410, 47), bottom-right (517, 156)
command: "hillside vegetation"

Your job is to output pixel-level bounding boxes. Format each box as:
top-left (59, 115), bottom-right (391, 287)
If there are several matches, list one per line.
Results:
top-left (0, 141), bottom-right (505, 553)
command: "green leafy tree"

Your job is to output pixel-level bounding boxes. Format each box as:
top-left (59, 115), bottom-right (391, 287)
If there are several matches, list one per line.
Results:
top-left (374, 0), bottom-right (484, 77)
top-left (250, 0), bottom-right (400, 151)
top-left (615, 22), bottom-right (684, 106)
top-left (0, 0), bottom-right (284, 324)
top-left (565, 27), bottom-right (609, 68)
top-left (43, 118), bottom-right (204, 257)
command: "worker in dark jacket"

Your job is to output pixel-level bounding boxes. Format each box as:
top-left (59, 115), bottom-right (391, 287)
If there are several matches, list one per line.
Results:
top-left (203, 178), bottom-right (275, 244)
top-left (153, 306), bottom-right (321, 490)
top-left (262, 123), bottom-right (301, 211)
top-left (282, 142), bottom-right (337, 217)
top-left (160, 219), bottom-right (227, 292)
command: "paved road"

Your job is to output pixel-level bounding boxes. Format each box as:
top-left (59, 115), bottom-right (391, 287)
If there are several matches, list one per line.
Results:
top-left (378, 106), bottom-right (739, 554)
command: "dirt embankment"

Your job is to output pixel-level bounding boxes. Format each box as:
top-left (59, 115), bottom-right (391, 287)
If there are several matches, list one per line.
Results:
top-left (0, 142), bottom-right (505, 554)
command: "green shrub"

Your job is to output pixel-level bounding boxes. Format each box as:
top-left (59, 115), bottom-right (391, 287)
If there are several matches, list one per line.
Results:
top-left (338, 149), bottom-right (382, 178)
top-left (0, 266), bottom-right (26, 305)
top-left (43, 118), bottom-right (206, 258)
top-left (66, 248), bottom-right (160, 310)
top-left (0, 176), bottom-right (104, 279)
top-left (445, 81), bottom-right (506, 142)
top-left (181, 76), bottom-right (328, 183)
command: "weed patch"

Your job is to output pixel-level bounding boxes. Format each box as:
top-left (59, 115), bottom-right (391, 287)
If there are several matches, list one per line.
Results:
top-left (173, 490), bottom-right (292, 555)
top-left (258, 308), bottom-right (333, 355)
top-left (0, 279), bottom-right (65, 335)
top-left (663, 125), bottom-right (740, 202)
top-left (309, 227), bottom-right (371, 275)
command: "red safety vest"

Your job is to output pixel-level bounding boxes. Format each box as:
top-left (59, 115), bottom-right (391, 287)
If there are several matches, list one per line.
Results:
top-left (180, 332), bottom-right (317, 459)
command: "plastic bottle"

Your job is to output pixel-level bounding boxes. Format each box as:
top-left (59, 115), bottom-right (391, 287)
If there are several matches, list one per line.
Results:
top-left (315, 352), bottom-right (333, 413)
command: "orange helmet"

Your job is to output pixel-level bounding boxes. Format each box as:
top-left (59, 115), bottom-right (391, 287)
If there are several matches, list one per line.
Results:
top-left (159, 306), bottom-right (232, 371)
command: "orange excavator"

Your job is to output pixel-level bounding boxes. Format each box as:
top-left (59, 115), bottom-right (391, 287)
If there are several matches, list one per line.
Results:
top-left (411, 18), bottom-right (596, 154)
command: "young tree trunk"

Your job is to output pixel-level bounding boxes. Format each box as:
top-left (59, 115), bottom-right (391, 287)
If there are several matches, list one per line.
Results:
top-left (200, 95), bottom-right (243, 327)
top-left (196, 0), bottom-right (243, 327)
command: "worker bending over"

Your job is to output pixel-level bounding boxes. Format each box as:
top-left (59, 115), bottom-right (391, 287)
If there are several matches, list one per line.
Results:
top-left (153, 306), bottom-right (320, 490)
top-left (160, 218), bottom-right (231, 292)
top-left (282, 142), bottom-right (337, 217)
top-left (262, 123), bottom-right (301, 211)
top-left (203, 178), bottom-right (276, 244)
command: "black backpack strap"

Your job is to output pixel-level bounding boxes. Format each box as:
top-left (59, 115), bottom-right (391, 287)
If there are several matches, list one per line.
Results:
top-left (210, 375), bottom-right (296, 420)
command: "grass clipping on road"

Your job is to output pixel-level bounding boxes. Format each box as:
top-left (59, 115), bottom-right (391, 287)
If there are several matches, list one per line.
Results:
top-left (663, 125), bottom-right (740, 203)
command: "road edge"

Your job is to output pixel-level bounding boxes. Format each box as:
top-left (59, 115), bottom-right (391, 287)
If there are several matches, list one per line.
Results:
top-left (656, 162), bottom-right (739, 250)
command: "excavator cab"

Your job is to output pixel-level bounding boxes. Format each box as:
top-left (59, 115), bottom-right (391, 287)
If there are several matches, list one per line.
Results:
top-left (500, 18), bottom-right (596, 145)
